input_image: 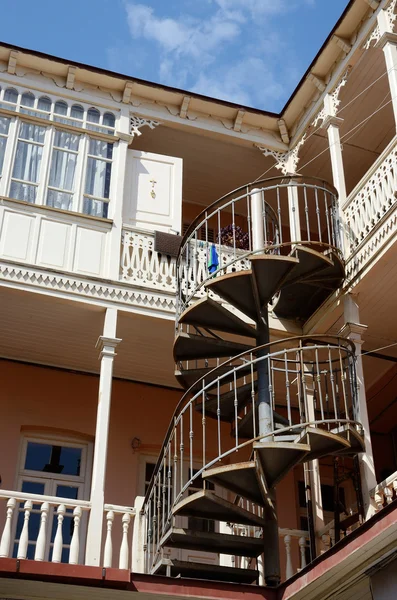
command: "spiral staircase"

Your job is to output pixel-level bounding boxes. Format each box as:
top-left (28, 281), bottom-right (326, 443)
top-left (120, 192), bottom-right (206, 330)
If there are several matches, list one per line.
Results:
top-left (143, 177), bottom-right (365, 586)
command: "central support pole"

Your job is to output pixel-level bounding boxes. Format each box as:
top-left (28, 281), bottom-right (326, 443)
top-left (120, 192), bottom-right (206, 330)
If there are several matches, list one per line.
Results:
top-left (251, 188), bottom-right (280, 586)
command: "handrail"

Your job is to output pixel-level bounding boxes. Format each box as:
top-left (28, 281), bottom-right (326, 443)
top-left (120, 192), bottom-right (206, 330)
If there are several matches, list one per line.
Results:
top-left (0, 490), bottom-right (91, 508)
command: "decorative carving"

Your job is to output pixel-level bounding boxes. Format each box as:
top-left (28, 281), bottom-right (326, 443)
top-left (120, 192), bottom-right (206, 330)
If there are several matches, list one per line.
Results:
top-left (256, 135), bottom-right (306, 175)
top-left (150, 178), bottom-right (157, 199)
top-left (312, 68), bottom-right (351, 127)
top-left (365, 0), bottom-right (397, 49)
top-left (130, 114), bottom-right (160, 138)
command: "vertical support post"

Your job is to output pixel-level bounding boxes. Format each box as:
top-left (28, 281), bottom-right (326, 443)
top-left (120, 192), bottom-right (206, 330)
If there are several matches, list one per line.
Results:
top-left (322, 100), bottom-right (347, 255)
top-left (339, 295), bottom-right (377, 518)
top-left (376, 9), bottom-right (397, 131)
top-left (106, 106), bottom-right (132, 279)
top-left (251, 187), bottom-right (280, 586)
top-left (85, 307), bottom-right (121, 566)
top-left (287, 182), bottom-right (301, 244)
top-left (303, 363), bottom-right (324, 556)
top-left (132, 497), bottom-right (146, 573)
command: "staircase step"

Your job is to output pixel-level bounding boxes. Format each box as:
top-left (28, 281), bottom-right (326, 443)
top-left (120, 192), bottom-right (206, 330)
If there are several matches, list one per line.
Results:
top-left (175, 364), bottom-right (252, 392)
top-left (203, 461), bottom-right (265, 506)
top-left (304, 250), bottom-right (344, 283)
top-left (273, 282), bottom-right (331, 321)
top-left (195, 381), bottom-right (258, 422)
top-left (173, 490), bottom-right (266, 526)
top-left (330, 423), bottom-right (365, 456)
top-left (297, 426), bottom-right (351, 460)
top-left (250, 254), bottom-right (299, 308)
top-left (179, 297), bottom-right (256, 338)
top-left (174, 332), bottom-right (252, 362)
top-left (284, 247), bottom-right (334, 286)
top-left (205, 271), bottom-right (258, 321)
top-left (254, 441), bottom-right (310, 488)
top-left (152, 558), bottom-right (259, 584)
top-left (161, 526), bottom-right (264, 557)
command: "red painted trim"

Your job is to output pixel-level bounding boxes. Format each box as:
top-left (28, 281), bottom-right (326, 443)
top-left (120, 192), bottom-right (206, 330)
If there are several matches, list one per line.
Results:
top-left (278, 501), bottom-right (397, 600)
top-left (0, 558), bottom-right (276, 599)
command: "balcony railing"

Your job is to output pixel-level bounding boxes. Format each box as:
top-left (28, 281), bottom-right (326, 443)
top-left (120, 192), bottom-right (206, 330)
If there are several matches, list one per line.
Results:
top-left (0, 490), bottom-right (135, 569)
top-left (343, 134), bottom-right (397, 262)
top-left (371, 470), bottom-right (397, 511)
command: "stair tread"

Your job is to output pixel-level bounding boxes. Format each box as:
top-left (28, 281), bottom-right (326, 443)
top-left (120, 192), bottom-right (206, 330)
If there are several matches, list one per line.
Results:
top-left (303, 249), bottom-right (344, 283)
top-left (173, 489), bottom-right (266, 526)
top-left (195, 381), bottom-right (258, 422)
top-left (161, 526), bottom-right (264, 557)
top-left (250, 254), bottom-right (299, 308)
top-left (284, 246), bottom-right (334, 286)
top-left (175, 364), bottom-right (252, 392)
top-left (330, 423), bottom-right (365, 455)
top-left (297, 426), bottom-right (351, 460)
top-left (205, 270), bottom-right (258, 321)
top-left (174, 332), bottom-right (252, 362)
top-left (203, 461), bottom-right (265, 506)
top-left (179, 297), bottom-right (256, 338)
top-left (254, 441), bottom-right (310, 488)
top-left (235, 408), bottom-right (298, 440)
top-left (273, 281), bottom-right (332, 321)
top-left (152, 558), bottom-right (259, 584)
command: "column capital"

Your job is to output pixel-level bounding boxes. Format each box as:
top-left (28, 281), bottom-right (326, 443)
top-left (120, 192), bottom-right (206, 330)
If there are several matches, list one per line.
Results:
top-left (321, 115), bottom-right (344, 130)
top-left (338, 321), bottom-right (368, 341)
top-left (375, 30), bottom-right (397, 49)
top-left (96, 335), bottom-right (122, 359)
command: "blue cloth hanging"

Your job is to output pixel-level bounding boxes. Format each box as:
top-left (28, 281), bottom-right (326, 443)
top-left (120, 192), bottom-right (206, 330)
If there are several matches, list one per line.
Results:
top-left (208, 243), bottom-right (219, 274)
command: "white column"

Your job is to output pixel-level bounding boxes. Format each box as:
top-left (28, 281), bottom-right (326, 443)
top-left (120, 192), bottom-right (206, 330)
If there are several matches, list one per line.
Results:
top-left (85, 307), bottom-right (121, 566)
top-left (376, 9), bottom-right (397, 130)
top-left (106, 106), bottom-right (132, 280)
top-left (287, 183), bottom-right (301, 243)
top-left (131, 497), bottom-right (145, 573)
top-left (322, 101), bottom-right (347, 254)
top-left (339, 295), bottom-right (377, 519)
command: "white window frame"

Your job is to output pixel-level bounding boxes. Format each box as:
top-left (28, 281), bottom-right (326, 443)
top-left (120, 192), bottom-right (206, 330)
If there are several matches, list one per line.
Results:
top-left (13, 432), bottom-right (93, 563)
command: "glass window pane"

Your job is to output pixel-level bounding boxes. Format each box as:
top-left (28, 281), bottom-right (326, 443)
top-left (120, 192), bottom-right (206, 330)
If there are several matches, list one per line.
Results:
top-left (85, 157), bottom-right (112, 199)
top-left (21, 92), bottom-right (35, 107)
top-left (21, 480), bottom-right (45, 495)
top-left (0, 137), bottom-right (8, 176)
top-left (54, 130), bottom-right (80, 151)
top-left (47, 190), bottom-right (73, 211)
top-left (54, 100), bottom-right (68, 116)
top-left (103, 112), bottom-right (115, 128)
top-left (38, 96), bottom-right (51, 112)
top-left (88, 138), bottom-right (113, 159)
top-left (49, 150), bottom-right (77, 191)
top-left (83, 197), bottom-right (108, 219)
top-left (19, 123), bottom-right (46, 143)
top-left (4, 88), bottom-right (18, 103)
top-left (56, 485), bottom-right (79, 500)
top-left (0, 116), bottom-right (11, 135)
top-left (87, 107), bottom-right (100, 123)
top-left (71, 104), bottom-right (84, 119)
top-left (10, 181), bottom-right (37, 203)
top-left (12, 141), bottom-right (43, 183)
top-left (24, 441), bottom-right (82, 476)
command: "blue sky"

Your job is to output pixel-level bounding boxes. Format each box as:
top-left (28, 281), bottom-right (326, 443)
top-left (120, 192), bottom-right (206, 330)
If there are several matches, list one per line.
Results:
top-left (0, 0), bottom-right (349, 112)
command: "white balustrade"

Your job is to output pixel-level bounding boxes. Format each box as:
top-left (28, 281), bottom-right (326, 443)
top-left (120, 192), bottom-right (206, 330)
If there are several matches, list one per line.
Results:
top-left (371, 470), bottom-right (397, 512)
top-left (343, 135), bottom-right (397, 258)
top-left (280, 529), bottom-right (310, 579)
top-left (0, 492), bottom-right (135, 569)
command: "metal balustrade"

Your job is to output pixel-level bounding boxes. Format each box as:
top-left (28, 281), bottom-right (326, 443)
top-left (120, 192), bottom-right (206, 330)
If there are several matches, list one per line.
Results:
top-left (142, 335), bottom-right (360, 575)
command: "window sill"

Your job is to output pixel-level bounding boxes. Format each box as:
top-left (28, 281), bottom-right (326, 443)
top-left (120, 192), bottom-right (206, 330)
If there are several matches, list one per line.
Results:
top-left (0, 196), bottom-right (113, 226)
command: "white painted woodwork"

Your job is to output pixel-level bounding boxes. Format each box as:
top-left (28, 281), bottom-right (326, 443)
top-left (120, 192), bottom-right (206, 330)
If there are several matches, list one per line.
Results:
top-left (131, 497), bottom-right (145, 573)
top-left (287, 184), bottom-right (302, 242)
top-left (298, 537), bottom-right (307, 569)
top-left (0, 497), bottom-right (16, 558)
top-left (85, 308), bottom-right (121, 567)
top-left (284, 535), bottom-right (293, 579)
top-left (377, 11), bottom-right (397, 129)
top-left (340, 296), bottom-right (377, 518)
top-left (52, 504), bottom-right (66, 563)
top-left (124, 150), bottom-right (183, 234)
top-left (104, 510), bottom-right (114, 568)
top-left (69, 506), bottom-right (82, 565)
top-left (34, 502), bottom-right (49, 561)
top-left (17, 500), bottom-right (32, 559)
top-left (371, 469), bottom-right (397, 510)
top-left (0, 200), bottom-right (111, 278)
top-left (119, 513), bottom-right (131, 570)
top-left (250, 188), bottom-right (265, 251)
